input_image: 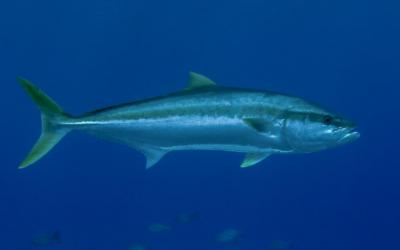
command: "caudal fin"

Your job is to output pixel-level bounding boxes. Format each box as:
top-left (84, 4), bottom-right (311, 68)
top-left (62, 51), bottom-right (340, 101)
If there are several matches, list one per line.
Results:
top-left (18, 77), bottom-right (70, 169)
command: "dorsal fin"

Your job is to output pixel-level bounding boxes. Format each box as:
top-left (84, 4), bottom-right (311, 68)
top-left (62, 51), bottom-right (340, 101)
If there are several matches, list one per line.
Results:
top-left (186, 72), bottom-right (216, 90)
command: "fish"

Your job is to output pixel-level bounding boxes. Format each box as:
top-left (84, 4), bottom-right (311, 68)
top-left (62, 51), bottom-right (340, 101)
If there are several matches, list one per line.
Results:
top-left (268, 240), bottom-right (294, 249)
top-left (31, 231), bottom-right (61, 247)
top-left (215, 228), bottom-right (243, 243)
top-left (176, 211), bottom-right (200, 224)
top-left (147, 223), bottom-right (171, 232)
top-left (128, 243), bottom-right (151, 250)
top-left (18, 72), bottom-right (360, 169)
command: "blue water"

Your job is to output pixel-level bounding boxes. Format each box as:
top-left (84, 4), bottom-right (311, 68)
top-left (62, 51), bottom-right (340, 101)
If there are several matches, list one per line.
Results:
top-left (1, 0), bottom-right (399, 249)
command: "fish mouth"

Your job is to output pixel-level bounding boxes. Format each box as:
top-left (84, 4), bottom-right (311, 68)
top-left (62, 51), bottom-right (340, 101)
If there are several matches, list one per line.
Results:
top-left (338, 128), bottom-right (360, 144)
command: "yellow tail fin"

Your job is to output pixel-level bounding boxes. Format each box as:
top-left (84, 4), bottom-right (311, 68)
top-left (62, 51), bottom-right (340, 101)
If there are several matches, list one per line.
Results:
top-left (18, 77), bottom-right (70, 169)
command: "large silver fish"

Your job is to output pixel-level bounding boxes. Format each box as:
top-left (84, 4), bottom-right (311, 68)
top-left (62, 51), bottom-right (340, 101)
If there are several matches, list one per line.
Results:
top-left (18, 72), bottom-right (359, 169)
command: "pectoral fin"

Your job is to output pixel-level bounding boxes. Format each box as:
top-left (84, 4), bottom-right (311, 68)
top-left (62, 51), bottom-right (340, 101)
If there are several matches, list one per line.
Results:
top-left (240, 152), bottom-right (272, 168)
top-left (243, 118), bottom-right (269, 133)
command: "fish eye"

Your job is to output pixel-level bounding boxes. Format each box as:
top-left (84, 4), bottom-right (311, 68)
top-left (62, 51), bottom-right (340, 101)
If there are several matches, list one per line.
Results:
top-left (323, 116), bottom-right (333, 125)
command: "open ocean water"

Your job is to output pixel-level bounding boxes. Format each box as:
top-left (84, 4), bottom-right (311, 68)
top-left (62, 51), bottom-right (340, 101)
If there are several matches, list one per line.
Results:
top-left (1, 0), bottom-right (399, 250)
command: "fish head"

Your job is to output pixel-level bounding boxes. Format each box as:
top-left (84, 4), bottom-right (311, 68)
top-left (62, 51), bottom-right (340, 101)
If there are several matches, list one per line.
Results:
top-left (284, 110), bottom-right (360, 152)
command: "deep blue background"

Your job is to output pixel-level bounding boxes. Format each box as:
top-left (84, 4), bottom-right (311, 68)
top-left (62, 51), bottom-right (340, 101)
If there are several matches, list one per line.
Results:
top-left (1, 0), bottom-right (399, 249)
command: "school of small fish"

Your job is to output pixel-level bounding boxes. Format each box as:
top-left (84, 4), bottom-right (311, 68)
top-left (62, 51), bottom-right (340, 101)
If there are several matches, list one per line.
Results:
top-left (30, 211), bottom-right (293, 250)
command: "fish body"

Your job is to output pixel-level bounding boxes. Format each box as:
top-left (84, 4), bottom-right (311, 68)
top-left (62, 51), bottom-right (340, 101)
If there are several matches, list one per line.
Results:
top-left (18, 72), bottom-right (359, 169)
top-left (215, 228), bottom-right (242, 243)
top-left (31, 231), bottom-right (61, 246)
top-left (148, 223), bottom-right (171, 232)
top-left (268, 240), bottom-right (294, 249)
top-left (176, 211), bottom-right (200, 224)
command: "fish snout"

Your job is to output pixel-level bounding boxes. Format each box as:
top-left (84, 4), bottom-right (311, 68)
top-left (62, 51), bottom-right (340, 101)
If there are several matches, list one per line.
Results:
top-left (337, 121), bottom-right (360, 144)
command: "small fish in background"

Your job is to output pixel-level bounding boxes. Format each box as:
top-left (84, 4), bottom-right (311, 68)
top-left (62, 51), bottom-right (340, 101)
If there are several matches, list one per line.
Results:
top-left (176, 211), bottom-right (200, 224)
top-left (148, 223), bottom-right (171, 232)
top-left (215, 228), bottom-right (243, 243)
top-left (268, 240), bottom-right (294, 249)
top-left (128, 243), bottom-right (151, 250)
top-left (31, 231), bottom-right (62, 247)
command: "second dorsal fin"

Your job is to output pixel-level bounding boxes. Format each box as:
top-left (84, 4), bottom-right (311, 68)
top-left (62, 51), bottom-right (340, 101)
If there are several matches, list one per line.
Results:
top-left (186, 72), bottom-right (216, 90)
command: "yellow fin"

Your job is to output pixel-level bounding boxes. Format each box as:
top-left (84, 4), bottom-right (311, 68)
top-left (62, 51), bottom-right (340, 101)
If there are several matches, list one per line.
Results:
top-left (240, 152), bottom-right (271, 168)
top-left (186, 72), bottom-right (216, 90)
top-left (18, 77), bottom-right (70, 168)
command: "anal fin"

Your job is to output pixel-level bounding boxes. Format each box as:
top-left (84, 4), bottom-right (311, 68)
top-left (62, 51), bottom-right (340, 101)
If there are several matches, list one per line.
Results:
top-left (240, 152), bottom-right (271, 168)
top-left (139, 146), bottom-right (168, 169)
